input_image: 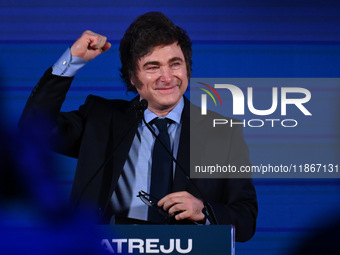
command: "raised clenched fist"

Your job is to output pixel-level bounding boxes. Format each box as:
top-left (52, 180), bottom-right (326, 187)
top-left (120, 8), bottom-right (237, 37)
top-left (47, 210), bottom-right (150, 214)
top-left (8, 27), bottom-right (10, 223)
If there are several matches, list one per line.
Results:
top-left (70, 30), bottom-right (111, 61)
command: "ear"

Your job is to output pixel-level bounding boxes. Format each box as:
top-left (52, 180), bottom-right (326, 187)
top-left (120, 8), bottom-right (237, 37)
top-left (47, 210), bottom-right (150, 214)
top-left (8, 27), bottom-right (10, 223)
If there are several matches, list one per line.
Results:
top-left (130, 74), bottom-right (137, 86)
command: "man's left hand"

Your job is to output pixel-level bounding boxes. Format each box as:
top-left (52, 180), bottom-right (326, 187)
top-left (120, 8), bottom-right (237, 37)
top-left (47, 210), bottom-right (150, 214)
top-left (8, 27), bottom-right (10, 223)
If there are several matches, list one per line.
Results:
top-left (158, 191), bottom-right (205, 222)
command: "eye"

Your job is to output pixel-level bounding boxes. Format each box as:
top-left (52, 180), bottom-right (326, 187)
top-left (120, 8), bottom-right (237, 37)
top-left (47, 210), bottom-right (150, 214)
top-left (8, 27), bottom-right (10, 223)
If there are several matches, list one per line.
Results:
top-left (171, 62), bottom-right (181, 68)
top-left (146, 65), bottom-right (159, 72)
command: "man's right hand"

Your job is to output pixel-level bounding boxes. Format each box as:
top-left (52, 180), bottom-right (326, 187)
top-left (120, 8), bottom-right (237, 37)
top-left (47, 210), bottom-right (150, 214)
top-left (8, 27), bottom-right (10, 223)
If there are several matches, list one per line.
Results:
top-left (70, 30), bottom-right (111, 61)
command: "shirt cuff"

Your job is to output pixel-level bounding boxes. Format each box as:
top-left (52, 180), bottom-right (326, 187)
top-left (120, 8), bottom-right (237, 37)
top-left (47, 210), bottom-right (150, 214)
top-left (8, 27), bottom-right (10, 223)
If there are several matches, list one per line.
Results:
top-left (52, 48), bottom-right (87, 77)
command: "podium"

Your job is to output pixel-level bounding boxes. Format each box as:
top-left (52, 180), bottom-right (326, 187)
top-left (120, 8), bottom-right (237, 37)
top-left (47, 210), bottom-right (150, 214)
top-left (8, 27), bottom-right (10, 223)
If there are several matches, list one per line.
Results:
top-left (97, 225), bottom-right (235, 255)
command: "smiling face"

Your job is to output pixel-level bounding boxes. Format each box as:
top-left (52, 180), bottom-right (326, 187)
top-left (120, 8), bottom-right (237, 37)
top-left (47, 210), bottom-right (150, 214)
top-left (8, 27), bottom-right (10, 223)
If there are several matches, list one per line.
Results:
top-left (131, 43), bottom-right (188, 117)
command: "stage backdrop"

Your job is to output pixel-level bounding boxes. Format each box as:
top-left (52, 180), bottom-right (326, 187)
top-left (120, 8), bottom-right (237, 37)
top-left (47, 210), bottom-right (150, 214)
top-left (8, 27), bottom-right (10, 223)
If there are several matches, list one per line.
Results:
top-left (1, 1), bottom-right (340, 254)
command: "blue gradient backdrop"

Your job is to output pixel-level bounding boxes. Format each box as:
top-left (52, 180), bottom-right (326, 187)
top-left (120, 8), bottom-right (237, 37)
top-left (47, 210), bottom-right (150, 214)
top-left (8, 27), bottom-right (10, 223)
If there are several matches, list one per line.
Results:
top-left (1, 1), bottom-right (340, 254)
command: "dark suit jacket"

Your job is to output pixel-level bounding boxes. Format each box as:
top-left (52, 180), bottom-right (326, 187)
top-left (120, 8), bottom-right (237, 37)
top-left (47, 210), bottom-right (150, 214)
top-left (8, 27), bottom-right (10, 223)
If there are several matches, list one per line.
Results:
top-left (19, 68), bottom-right (257, 242)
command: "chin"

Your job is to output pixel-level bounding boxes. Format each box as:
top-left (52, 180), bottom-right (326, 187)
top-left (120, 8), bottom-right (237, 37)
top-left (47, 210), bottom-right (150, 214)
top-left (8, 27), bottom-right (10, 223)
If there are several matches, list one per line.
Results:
top-left (158, 98), bottom-right (180, 108)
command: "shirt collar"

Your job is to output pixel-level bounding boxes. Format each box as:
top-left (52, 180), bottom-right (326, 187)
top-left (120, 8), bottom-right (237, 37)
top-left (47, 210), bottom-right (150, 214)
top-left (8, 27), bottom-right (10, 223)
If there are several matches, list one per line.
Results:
top-left (143, 97), bottom-right (184, 125)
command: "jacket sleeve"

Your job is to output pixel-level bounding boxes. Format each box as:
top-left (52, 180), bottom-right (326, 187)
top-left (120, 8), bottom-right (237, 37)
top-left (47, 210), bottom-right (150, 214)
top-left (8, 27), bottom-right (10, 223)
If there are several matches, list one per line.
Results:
top-left (18, 67), bottom-right (89, 158)
top-left (207, 125), bottom-right (258, 242)
top-left (180, 101), bottom-right (258, 242)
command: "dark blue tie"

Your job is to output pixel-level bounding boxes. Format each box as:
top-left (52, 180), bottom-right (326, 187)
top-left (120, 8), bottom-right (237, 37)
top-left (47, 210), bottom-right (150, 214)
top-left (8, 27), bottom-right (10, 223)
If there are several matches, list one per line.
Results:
top-left (148, 118), bottom-right (173, 223)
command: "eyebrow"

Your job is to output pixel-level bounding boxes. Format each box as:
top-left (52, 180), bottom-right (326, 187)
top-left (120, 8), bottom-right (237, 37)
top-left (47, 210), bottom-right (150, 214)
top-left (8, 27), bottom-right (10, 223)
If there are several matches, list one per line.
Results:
top-left (169, 57), bottom-right (184, 63)
top-left (143, 61), bottom-right (160, 68)
top-left (142, 57), bottom-right (184, 68)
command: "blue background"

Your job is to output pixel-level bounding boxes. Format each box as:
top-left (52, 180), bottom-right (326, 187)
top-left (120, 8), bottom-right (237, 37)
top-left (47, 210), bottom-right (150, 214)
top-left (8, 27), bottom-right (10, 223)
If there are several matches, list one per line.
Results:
top-left (1, 0), bottom-right (340, 254)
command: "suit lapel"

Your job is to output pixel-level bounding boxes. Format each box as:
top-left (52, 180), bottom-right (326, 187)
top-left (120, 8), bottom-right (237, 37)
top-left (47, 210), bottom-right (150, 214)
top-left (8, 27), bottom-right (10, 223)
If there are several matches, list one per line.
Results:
top-left (173, 97), bottom-right (191, 192)
top-left (100, 98), bottom-right (140, 209)
top-left (172, 97), bottom-right (208, 199)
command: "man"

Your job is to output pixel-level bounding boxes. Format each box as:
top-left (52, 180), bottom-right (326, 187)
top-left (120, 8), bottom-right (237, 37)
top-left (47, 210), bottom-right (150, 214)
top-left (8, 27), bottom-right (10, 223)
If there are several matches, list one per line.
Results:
top-left (19, 12), bottom-right (257, 242)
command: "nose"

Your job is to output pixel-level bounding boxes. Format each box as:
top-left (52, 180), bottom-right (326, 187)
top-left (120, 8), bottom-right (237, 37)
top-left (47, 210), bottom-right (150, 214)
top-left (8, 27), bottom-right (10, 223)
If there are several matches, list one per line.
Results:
top-left (159, 66), bottom-right (172, 83)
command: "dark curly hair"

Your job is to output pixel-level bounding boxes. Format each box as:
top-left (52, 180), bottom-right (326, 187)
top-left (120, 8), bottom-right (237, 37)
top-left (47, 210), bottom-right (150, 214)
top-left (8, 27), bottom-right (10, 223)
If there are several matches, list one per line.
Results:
top-left (119, 12), bottom-right (192, 92)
